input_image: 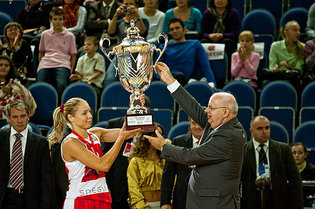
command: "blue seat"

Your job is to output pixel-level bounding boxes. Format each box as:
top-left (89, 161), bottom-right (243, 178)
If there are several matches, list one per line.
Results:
top-left (62, 82), bottom-right (98, 118)
top-left (28, 82), bottom-right (58, 126)
top-left (0, 0), bottom-right (25, 20)
top-left (270, 121), bottom-right (289, 144)
top-left (249, 3), bottom-right (283, 28)
top-left (93, 121), bottom-right (108, 128)
top-left (151, 108), bottom-right (173, 137)
top-left (260, 81), bottom-right (297, 110)
top-left (259, 81), bottom-right (297, 142)
top-left (293, 122), bottom-right (315, 148)
top-left (101, 82), bottom-right (130, 107)
top-left (279, 7), bottom-right (308, 40)
top-left (145, 81), bottom-right (175, 111)
top-left (301, 81), bottom-right (315, 107)
top-left (97, 107), bottom-right (128, 122)
top-left (259, 107), bottom-right (295, 143)
top-left (300, 82), bottom-right (315, 124)
top-left (167, 121), bottom-right (190, 140)
top-left (242, 9), bottom-right (276, 38)
top-left (223, 81), bottom-right (256, 111)
top-left (294, 121), bottom-right (315, 165)
top-left (177, 108), bottom-right (188, 123)
top-left (185, 81), bottom-right (214, 107)
top-left (237, 106), bottom-right (254, 141)
top-left (29, 122), bottom-right (42, 135)
top-left (209, 52), bottom-right (228, 86)
top-left (0, 11), bottom-right (12, 37)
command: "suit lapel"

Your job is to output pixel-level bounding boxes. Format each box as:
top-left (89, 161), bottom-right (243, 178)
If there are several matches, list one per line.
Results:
top-left (268, 140), bottom-right (277, 175)
top-left (247, 142), bottom-right (257, 174)
top-left (24, 132), bottom-right (35, 165)
top-left (3, 130), bottom-right (11, 166)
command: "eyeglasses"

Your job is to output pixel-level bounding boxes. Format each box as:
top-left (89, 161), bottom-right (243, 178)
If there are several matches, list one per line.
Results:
top-left (207, 106), bottom-right (226, 111)
top-left (0, 63), bottom-right (10, 67)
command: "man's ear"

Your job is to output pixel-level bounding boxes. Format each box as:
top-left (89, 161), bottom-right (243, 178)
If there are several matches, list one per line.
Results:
top-left (183, 26), bottom-right (188, 33)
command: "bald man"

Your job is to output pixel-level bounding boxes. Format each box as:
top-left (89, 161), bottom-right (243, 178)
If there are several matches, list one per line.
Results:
top-left (144, 62), bottom-right (246, 209)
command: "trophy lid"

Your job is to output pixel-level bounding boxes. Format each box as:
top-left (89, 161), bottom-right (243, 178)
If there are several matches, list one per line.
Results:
top-left (120, 19), bottom-right (148, 47)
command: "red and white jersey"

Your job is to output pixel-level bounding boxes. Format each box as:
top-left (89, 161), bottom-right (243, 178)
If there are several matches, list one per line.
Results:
top-left (61, 131), bottom-right (112, 208)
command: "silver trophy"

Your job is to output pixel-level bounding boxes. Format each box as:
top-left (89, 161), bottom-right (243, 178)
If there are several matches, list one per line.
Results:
top-left (100, 20), bottom-right (168, 131)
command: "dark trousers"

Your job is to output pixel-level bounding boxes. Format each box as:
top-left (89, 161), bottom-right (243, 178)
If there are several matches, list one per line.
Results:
top-left (1, 188), bottom-right (25, 209)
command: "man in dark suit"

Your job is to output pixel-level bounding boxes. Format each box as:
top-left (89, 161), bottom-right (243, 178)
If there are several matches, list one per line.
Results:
top-left (0, 99), bottom-right (53, 209)
top-left (144, 62), bottom-right (245, 209)
top-left (160, 117), bottom-right (203, 209)
top-left (103, 95), bottom-right (151, 209)
top-left (86, 0), bottom-right (121, 38)
top-left (241, 115), bottom-right (303, 209)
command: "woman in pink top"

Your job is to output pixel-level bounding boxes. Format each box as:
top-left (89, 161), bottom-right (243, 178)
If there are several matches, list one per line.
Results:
top-left (231, 30), bottom-right (260, 88)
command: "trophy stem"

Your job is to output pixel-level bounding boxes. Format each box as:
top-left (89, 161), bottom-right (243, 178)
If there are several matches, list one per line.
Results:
top-left (128, 90), bottom-right (147, 115)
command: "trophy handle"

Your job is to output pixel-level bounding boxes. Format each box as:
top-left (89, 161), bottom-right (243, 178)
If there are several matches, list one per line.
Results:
top-left (153, 33), bottom-right (168, 68)
top-left (100, 37), bottom-right (118, 71)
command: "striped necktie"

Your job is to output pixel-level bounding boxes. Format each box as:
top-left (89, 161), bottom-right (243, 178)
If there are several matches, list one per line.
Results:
top-left (9, 133), bottom-right (23, 190)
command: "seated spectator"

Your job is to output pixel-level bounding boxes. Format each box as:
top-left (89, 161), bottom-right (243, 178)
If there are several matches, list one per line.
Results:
top-left (0, 22), bottom-right (33, 82)
top-left (231, 30), bottom-right (260, 88)
top-left (70, 36), bottom-right (105, 95)
top-left (201, 0), bottom-right (241, 67)
top-left (160, 117), bottom-right (203, 209)
top-left (0, 55), bottom-right (36, 119)
top-left (162, 0), bottom-right (202, 34)
top-left (138, 0), bottom-right (165, 43)
top-left (107, 0), bottom-right (149, 45)
top-left (16, 0), bottom-right (50, 71)
top-left (61, 0), bottom-right (87, 47)
top-left (86, 0), bottom-right (122, 38)
top-left (303, 28), bottom-right (315, 85)
top-left (263, 21), bottom-right (304, 89)
top-left (127, 123), bottom-right (165, 209)
top-left (37, 7), bottom-right (77, 99)
top-left (157, 18), bottom-right (216, 87)
top-left (305, 2), bottom-right (315, 41)
top-left (291, 142), bottom-right (315, 207)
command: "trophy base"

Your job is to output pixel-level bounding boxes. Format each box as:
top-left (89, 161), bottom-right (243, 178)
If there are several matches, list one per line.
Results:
top-left (125, 113), bottom-right (155, 132)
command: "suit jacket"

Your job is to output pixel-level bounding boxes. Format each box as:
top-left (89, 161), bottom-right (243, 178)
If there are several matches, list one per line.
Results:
top-left (0, 128), bottom-right (53, 209)
top-left (241, 139), bottom-right (303, 209)
top-left (103, 117), bottom-right (131, 209)
top-left (160, 133), bottom-right (193, 209)
top-left (161, 85), bottom-right (245, 209)
top-left (86, 0), bottom-right (121, 37)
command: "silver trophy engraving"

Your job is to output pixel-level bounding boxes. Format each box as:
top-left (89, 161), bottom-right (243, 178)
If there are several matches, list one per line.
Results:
top-left (100, 20), bottom-right (168, 130)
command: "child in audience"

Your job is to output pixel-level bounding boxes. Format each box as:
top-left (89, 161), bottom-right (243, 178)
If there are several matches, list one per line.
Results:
top-left (37, 7), bottom-right (77, 98)
top-left (231, 30), bottom-right (260, 88)
top-left (70, 36), bottom-right (105, 95)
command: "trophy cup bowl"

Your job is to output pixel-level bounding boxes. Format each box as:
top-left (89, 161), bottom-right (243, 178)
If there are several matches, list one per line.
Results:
top-left (100, 20), bottom-right (168, 131)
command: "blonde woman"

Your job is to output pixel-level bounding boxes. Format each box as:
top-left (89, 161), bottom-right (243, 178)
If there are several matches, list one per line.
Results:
top-left (49, 97), bottom-right (140, 209)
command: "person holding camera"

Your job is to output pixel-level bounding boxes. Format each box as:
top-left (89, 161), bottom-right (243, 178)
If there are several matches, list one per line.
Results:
top-left (107, 0), bottom-right (149, 45)
top-left (103, 0), bottom-right (149, 89)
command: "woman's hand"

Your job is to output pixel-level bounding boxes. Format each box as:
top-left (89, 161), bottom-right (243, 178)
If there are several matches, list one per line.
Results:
top-left (118, 122), bottom-right (142, 141)
top-left (13, 30), bottom-right (21, 50)
top-left (272, 65), bottom-right (281, 72)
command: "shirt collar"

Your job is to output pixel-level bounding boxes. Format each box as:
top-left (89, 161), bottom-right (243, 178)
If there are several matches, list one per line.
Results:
top-left (253, 138), bottom-right (269, 150)
top-left (10, 126), bottom-right (28, 139)
top-left (102, 0), bottom-right (114, 8)
top-left (49, 27), bottom-right (66, 35)
top-left (84, 52), bottom-right (98, 61)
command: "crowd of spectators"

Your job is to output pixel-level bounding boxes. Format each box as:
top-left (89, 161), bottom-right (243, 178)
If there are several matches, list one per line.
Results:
top-left (0, 0), bottom-right (315, 208)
